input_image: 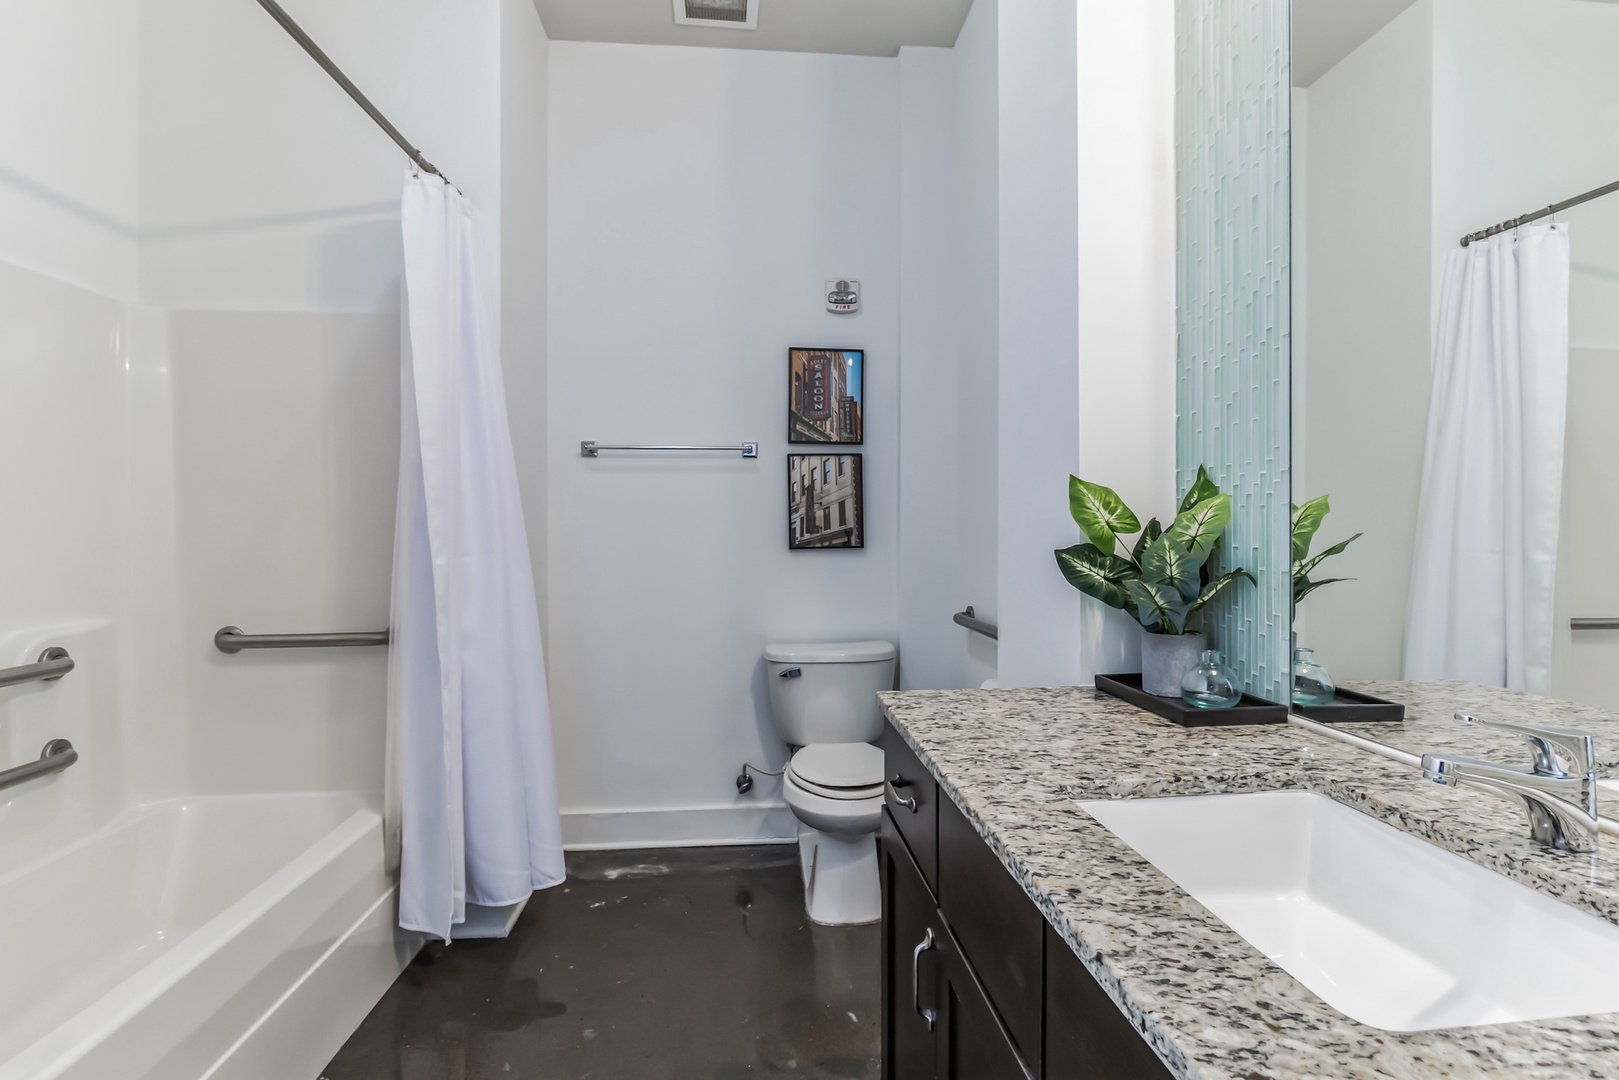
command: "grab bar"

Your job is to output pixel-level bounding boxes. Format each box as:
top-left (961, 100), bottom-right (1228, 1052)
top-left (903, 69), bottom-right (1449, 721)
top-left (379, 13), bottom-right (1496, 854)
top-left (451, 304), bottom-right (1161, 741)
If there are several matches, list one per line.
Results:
top-left (953, 606), bottom-right (998, 641)
top-left (0, 739), bottom-right (78, 793)
top-left (214, 626), bottom-right (390, 654)
top-left (0, 647), bottom-right (74, 689)
top-left (581, 441), bottom-right (759, 459)
top-left (1572, 619), bottom-right (1619, 631)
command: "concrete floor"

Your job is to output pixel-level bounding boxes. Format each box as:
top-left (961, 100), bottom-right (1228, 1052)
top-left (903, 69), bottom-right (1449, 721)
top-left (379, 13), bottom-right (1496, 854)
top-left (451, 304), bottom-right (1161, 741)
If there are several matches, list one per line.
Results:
top-left (321, 845), bottom-right (881, 1080)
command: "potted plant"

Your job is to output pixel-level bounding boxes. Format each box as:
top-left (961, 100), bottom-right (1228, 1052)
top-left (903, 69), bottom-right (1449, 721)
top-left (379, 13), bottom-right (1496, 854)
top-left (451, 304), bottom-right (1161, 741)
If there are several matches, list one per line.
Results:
top-left (1054, 467), bottom-right (1254, 696)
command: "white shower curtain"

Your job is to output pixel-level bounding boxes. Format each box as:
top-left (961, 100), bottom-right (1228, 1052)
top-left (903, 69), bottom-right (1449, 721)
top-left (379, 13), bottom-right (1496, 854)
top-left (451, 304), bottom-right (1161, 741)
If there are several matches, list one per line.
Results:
top-left (386, 170), bottom-right (564, 941)
top-left (1405, 223), bottom-right (1570, 693)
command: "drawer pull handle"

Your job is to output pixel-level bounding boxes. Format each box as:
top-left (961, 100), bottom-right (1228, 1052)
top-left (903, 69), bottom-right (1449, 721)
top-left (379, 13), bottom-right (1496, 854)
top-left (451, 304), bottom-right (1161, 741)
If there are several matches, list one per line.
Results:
top-left (911, 927), bottom-right (937, 1031)
top-left (885, 777), bottom-right (918, 813)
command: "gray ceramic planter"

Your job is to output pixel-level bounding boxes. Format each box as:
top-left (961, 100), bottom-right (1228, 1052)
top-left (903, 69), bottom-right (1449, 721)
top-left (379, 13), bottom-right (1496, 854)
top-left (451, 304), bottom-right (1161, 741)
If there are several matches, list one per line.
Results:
top-left (1141, 631), bottom-right (1204, 697)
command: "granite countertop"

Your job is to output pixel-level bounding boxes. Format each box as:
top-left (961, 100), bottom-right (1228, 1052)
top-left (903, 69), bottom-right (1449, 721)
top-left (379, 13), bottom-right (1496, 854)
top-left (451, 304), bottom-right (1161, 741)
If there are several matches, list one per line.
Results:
top-left (878, 685), bottom-right (1619, 1079)
top-left (1334, 680), bottom-right (1619, 776)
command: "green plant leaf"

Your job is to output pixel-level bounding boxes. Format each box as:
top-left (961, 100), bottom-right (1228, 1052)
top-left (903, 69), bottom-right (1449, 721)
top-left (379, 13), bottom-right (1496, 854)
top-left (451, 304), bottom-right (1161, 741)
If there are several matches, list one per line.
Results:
top-left (1294, 576), bottom-right (1352, 604)
top-left (1054, 544), bottom-right (1140, 609)
top-left (1068, 476), bottom-right (1141, 555)
top-left (1129, 518), bottom-right (1163, 569)
top-left (1292, 495), bottom-right (1331, 562)
top-left (1187, 568), bottom-right (1256, 616)
top-left (1126, 579), bottom-right (1189, 634)
top-left (1168, 492), bottom-right (1232, 562)
top-left (1179, 465), bottom-right (1221, 515)
top-left (1296, 532), bottom-right (1363, 581)
top-left (1141, 534), bottom-right (1201, 602)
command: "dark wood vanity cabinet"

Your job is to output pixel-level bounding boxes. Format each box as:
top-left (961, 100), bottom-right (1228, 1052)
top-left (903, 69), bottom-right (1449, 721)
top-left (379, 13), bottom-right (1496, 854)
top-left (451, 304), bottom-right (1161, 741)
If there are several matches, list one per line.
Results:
top-left (880, 722), bottom-right (1175, 1080)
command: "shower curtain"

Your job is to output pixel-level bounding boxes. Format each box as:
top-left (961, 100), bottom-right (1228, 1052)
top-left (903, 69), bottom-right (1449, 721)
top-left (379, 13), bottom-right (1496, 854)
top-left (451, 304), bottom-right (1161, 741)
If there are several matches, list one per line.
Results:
top-left (1405, 223), bottom-right (1570, 694)
top-left (386, 170), bottom-right (564, 941)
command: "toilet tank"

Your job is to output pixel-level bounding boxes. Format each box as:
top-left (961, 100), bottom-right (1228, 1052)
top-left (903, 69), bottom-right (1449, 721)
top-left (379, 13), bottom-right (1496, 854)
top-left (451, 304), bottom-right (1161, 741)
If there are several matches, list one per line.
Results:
top-left (764, 641), bottom-right (897, 746)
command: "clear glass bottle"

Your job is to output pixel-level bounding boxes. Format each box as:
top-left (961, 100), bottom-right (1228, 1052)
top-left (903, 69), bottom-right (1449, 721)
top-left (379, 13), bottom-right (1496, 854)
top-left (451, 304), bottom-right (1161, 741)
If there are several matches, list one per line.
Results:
top-left (1292, 647), bottom-right (1336, 707)
top-left (1180, 650), bottom-right (1242, 710)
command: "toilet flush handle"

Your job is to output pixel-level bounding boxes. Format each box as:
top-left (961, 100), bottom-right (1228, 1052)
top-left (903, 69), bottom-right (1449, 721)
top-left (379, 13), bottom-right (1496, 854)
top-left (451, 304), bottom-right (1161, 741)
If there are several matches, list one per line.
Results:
top-left (778, 667), bottom-right (802, 678)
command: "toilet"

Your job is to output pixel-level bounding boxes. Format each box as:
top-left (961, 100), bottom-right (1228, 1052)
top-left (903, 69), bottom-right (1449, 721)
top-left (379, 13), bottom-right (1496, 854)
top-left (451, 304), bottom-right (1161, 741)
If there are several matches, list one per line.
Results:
top-left (764, 640), bottom-right (897, 926)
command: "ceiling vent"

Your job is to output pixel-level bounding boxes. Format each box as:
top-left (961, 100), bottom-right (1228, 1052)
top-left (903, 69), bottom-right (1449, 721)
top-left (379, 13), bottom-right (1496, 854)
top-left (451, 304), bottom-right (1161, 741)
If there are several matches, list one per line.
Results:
top-left (672, 0), bottom-right (758, 30)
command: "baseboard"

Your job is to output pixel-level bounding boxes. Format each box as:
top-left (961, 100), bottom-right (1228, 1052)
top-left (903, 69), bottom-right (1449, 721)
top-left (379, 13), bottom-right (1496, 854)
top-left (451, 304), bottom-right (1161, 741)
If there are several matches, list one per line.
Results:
top-left (561, 803), bottom-right (799, 850)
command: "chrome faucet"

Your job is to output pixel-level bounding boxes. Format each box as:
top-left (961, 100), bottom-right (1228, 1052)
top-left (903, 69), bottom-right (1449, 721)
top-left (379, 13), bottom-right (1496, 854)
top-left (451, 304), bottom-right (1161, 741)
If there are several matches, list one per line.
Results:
top-left (1420, 712), bottom-right (1600, 853)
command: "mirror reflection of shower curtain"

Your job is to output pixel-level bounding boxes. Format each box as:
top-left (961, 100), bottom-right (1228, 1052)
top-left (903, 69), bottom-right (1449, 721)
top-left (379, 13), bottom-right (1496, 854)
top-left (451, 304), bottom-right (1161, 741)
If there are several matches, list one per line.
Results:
top-left (386, 170), bottom-right (565, 942)
top-left (1405, 224), bottom-right (1570, 693)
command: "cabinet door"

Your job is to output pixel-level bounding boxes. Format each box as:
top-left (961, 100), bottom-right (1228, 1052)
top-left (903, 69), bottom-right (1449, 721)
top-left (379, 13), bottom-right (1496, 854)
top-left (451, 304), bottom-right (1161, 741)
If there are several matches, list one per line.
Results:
top-left (936, 923), bottom-right (1036, 1080)
top-left (1044, 924), bottom-right (1174, 1079)
top-left (882, 810), bottom-right (940, 1080)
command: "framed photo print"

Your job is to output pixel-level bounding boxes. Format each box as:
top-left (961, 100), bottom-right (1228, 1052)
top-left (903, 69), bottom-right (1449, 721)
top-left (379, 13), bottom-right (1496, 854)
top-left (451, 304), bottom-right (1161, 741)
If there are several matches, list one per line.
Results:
top-left (788, 348), bottom-right (863, 445)
top-left (787, 454), bottom-right (864, 549)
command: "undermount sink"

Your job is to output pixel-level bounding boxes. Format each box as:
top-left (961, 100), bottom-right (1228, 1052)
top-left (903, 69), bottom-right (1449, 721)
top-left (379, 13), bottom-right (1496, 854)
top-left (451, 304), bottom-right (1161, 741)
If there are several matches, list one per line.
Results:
top-left (1080, 790), bottom-right (1619, 1032)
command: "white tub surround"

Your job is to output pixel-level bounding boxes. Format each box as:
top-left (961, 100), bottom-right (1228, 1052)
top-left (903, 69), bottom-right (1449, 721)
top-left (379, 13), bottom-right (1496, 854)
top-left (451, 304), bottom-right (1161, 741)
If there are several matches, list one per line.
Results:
top-left (0, 793), bottom-right (415, 1080)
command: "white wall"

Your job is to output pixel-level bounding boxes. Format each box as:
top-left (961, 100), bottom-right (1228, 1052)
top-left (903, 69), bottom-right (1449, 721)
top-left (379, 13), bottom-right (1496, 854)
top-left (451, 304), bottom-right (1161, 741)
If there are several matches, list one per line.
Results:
top-left (1298, 0), bottom-right (1433, 680)
top-left (0, 0), bottom-right (140, 299)
top-left (502, 0), bottom-right (551, 630)
top-left (896, 0), bottom-right (999, 692)
top-left (995, 0), bottom-right (1177, 688)
top-left (546, 42), bottom-right (900, 847)
top-left (1073, 0), bottom-right (1177, 683)
top-left (139, 0), bottom-right (502, 313)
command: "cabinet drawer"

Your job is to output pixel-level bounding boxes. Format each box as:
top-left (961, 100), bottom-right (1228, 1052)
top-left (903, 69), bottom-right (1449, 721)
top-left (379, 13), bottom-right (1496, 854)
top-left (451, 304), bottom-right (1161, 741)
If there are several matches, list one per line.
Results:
top-left (937, 796), bottom-right (1044, 1075)
top-left (1045, 923), bottom-right (1173, 1079)
top-left (880, 721), bottom-right (939, 896)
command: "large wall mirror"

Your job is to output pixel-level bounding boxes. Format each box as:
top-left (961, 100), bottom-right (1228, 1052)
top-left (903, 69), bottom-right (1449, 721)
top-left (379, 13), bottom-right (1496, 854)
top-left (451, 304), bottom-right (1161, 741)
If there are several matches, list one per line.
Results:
top-left (1290, 0), bottom-right (1619, 741)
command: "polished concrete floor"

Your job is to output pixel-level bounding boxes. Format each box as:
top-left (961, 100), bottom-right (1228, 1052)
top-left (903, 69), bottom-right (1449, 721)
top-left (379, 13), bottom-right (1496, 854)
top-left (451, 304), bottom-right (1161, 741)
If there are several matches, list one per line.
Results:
top-left (321, 845), bottom-right (881, 1080)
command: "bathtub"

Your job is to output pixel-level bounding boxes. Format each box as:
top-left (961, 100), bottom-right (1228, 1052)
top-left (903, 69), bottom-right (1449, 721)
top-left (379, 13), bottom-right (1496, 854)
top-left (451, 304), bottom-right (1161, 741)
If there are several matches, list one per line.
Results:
top-left (0, 792), bottom-right (416, 1080)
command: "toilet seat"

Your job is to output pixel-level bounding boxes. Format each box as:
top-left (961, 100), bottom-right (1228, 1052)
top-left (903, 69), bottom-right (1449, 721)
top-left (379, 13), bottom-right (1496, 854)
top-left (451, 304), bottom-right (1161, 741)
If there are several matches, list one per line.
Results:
top-left (787, 743), bottom-right (884, 801)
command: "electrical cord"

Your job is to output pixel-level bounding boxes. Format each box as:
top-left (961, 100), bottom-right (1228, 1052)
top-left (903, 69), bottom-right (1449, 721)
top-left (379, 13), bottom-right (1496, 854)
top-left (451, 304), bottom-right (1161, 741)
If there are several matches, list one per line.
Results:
top-left (735, 761), bottom-right (784, 794)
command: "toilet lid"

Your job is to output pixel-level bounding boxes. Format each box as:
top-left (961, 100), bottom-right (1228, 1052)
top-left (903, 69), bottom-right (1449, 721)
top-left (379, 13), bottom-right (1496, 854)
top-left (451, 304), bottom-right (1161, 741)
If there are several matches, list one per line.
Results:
top-left (789, 743), bottom-right (885, 790)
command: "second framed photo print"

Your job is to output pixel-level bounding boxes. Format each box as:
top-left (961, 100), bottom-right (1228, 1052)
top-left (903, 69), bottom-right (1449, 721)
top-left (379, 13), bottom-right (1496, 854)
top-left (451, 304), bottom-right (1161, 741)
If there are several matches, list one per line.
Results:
top-left (788, 454), bottom-right (863, 549)
top-left (788, 348), bottom-right (863, 445)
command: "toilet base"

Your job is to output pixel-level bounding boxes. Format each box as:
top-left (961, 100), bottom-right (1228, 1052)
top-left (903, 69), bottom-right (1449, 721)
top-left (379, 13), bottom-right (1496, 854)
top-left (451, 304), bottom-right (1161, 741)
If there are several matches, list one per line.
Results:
top-left (797, 826), bottom-right (881, 926)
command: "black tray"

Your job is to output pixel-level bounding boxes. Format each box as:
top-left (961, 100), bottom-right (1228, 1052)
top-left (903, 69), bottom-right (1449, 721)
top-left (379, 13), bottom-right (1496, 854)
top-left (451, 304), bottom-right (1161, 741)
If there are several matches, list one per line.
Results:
top-left (1292, 686), bottom-right (1405, 723)
top-left (1096, 673), bottom-right (1289, 727)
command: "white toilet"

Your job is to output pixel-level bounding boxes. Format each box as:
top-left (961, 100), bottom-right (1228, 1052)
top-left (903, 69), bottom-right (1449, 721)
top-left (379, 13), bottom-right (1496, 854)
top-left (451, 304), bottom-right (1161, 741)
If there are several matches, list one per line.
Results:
top-left (764, 640), bottom-right (896, 926)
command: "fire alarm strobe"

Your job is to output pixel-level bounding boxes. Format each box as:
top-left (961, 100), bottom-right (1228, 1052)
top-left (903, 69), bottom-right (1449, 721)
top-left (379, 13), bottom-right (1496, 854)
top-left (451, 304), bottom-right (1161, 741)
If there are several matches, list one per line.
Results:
top-left (825, 279), bottom-right (860, 314)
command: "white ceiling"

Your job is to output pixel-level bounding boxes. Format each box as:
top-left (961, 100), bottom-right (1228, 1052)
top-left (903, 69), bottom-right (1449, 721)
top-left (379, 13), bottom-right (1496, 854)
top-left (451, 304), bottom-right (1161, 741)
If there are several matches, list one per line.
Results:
top-left (1291, 0), bottom-right (1419, 86)
top-left (530, 0), bottom-right (975, 57)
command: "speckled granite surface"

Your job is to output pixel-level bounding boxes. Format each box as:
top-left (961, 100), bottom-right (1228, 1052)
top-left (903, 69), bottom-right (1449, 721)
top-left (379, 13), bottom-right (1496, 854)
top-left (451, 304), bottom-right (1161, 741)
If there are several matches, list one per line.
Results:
top-left (1335, 680), bottom-right (1619, 776)
top-left (878, 686), bottom-right (1619, 1079)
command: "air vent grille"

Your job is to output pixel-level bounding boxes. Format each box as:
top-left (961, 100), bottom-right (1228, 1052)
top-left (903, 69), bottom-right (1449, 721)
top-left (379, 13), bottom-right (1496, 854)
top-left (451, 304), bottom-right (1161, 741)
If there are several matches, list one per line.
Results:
top-left (686, 0), bottom-right (747, 22)
top-left (673, 0), bottom-right (757, 29)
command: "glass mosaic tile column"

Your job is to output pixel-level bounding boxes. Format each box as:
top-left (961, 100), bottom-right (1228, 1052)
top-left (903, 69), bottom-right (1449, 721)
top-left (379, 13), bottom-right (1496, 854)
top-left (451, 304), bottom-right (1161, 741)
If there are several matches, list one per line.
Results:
top-left (1175, 0), bottom-right (1292, 702)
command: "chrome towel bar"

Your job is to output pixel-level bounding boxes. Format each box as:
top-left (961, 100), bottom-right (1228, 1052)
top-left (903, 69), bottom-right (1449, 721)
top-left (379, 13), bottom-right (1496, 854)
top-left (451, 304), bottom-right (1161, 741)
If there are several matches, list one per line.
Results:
top-left (214, 626), bottom-right (390, 654)
top-left (0, 647), bottom-right (74, 689)
top-left (581, 441), bottom-right (759, 459)
top-left (1572, 619), bottom-right (1619, 631)
top-left (953, 606), bottom-right (998, 641)
top-left (0, 739), bottom-right (78, 793)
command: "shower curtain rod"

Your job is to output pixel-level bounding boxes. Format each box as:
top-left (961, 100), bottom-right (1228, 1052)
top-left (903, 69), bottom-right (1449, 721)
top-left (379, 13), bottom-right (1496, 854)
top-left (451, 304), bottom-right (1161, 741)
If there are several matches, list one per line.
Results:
top-left (1461, 176), bottom-right (1619, 246)
top-left (253, 0), bottom-right (455, 189)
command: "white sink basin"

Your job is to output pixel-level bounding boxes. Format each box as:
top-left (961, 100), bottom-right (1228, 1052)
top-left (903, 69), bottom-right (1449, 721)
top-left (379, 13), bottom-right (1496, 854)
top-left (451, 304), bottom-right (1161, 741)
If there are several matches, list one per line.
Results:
top-left (1080, 790), bottom-right (1619, 1031)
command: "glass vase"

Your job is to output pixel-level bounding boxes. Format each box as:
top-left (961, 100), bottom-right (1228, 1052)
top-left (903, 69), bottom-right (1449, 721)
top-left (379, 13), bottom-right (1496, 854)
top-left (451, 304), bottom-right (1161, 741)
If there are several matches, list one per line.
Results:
top-left (1292, 647), bottom-right (1336, 707)
top-left (1180, 650), bottom-right (1242, 710)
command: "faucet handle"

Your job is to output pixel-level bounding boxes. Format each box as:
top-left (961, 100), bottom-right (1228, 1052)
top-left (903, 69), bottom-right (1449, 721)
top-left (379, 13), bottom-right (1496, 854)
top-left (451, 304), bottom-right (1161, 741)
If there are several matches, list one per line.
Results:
top-left (1455, 712), bottom-right (1596, 778)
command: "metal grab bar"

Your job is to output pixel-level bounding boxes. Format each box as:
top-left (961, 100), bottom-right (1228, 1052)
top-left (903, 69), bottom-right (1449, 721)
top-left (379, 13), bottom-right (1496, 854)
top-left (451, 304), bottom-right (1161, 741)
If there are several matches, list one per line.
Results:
top-left (214, 626), bottom-right (390, 654)
top-left (581, 441), bottom-right (759, 459)
top-left (0, 739), bottom-right (78, 793)
top-left (1572, 619), bottom-right (1619, 631)
top-left (953, 606), bottom-right (998, 641)
top-left (0, 647), bottom-right (74, 689)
